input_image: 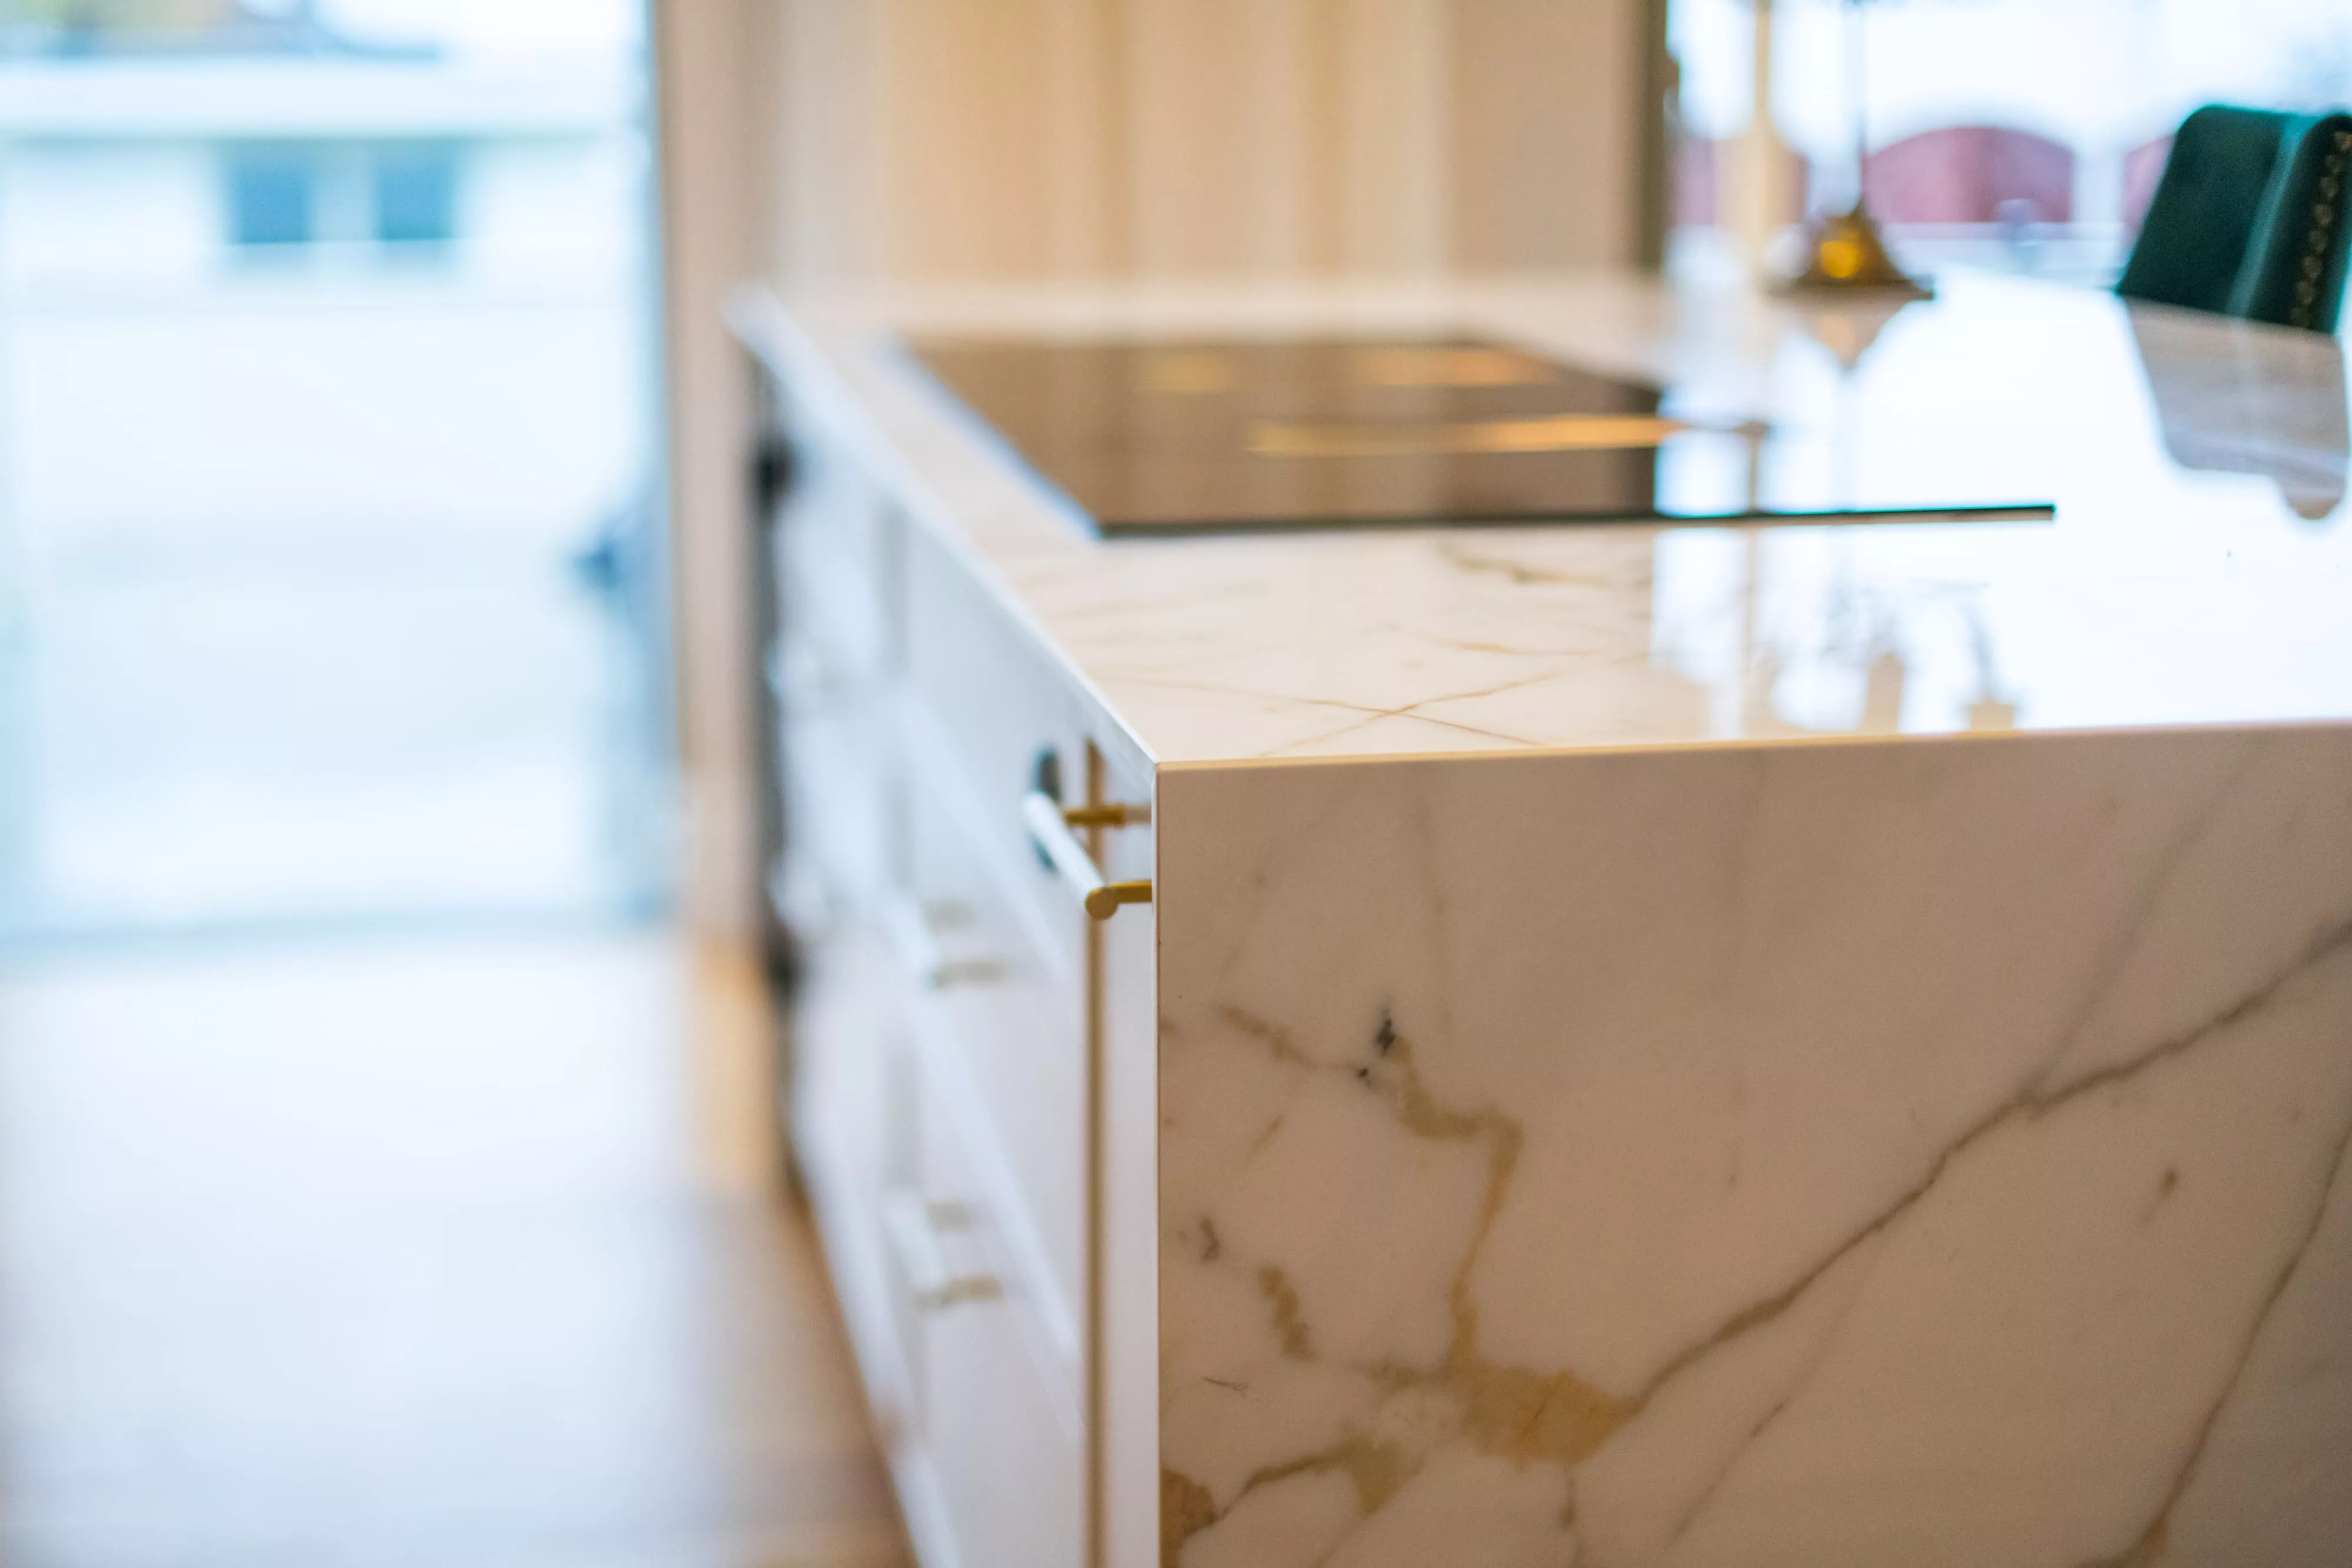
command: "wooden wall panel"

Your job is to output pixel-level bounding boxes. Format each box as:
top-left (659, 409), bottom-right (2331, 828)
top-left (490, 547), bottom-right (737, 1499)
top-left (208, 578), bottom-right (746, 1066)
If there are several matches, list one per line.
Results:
top-left (769, 0), bottom-right (884, 283)
top-left (1332, 0), bottom-right (1454, 273)
top-left (1451, 0), bottom-right (1644, 268)
top-left (760, 0), bottom-right (1653, 285)
top-left (878, 0), bottom-right (1064, 278)
top-left (1041, 0), bottom-right (1123, 276)
top-left (1124, 0), bottom-right (1315, 275)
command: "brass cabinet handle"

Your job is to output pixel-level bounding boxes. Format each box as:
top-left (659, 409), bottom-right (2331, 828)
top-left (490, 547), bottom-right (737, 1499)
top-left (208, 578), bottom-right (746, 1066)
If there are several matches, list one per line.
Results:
top-left (883, 1192), bottom-right (1000, 1312)
top-left (1057, 801), bottom-right (1151, 830)
top-left (1021, 791), bottom-right (1152, 920)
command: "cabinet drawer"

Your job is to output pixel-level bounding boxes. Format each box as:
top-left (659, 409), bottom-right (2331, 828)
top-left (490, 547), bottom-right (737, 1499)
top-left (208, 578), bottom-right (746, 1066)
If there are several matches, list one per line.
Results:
top-left (903, 525), bottom-right (1100, 971)
top-left (894, 1049), bottom-right (1084, 1568)
top-left (770, 442), bottom-right (897, 935)
top-left (777, 693), bottom-right (892, 929)
top-left (777, 408), bottom-right (894, 686)
top-left (898, 765), bottom-right (1087, 1367)
top-left (792, 926), bottom-right (920, 1444)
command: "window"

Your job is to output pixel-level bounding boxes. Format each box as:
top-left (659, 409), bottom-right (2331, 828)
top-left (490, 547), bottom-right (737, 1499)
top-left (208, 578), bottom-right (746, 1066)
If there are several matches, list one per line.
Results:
top-left (373, 143), bottom-right (459, 248)
top-left (220, 141), bottom-right (465, 259)
top-left (7, 6), bottom-right (664, 939)
top-left (226, 147), bottom-right (319, 248)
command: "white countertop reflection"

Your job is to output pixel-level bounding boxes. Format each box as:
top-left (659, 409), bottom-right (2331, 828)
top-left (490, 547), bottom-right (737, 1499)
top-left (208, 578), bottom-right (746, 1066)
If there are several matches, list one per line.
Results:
top-left (742, 269), bottom-right (2352, 763)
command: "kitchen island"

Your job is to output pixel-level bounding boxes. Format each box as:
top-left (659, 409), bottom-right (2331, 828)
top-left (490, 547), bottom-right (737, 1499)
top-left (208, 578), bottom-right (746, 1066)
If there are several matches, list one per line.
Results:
top-left (739, 270), bottom-right (2352, 1568)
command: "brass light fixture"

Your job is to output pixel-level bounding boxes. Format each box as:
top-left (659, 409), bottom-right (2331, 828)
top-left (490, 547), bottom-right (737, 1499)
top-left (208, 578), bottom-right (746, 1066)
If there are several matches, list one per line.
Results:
top-left (1792, 201), bottom-right (1930, 293)
top-left (1786, 0), bottom-right (1932, 297)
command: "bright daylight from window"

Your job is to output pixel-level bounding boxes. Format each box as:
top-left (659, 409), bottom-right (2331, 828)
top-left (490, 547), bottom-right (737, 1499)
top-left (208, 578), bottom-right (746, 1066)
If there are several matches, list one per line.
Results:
top-left (0, 0), bottom-right (666, 941)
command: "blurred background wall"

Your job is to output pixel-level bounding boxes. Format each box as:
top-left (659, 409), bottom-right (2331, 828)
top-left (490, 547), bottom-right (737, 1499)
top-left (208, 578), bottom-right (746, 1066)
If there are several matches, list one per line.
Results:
top-left (748, 0), bottom-right (1669, 286)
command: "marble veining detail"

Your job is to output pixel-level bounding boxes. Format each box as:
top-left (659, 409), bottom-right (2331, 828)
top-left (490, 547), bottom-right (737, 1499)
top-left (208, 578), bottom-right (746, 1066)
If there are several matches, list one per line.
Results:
top-left (1157, 729), bottom-right (2352, 1567)
top-left (749, 276), bottom-right (2352, 768)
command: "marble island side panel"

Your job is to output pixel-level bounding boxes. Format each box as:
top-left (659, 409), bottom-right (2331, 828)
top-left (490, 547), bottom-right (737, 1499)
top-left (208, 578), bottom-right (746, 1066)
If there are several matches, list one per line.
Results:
top-left (1155, 726), bottom-right (2352, 1568)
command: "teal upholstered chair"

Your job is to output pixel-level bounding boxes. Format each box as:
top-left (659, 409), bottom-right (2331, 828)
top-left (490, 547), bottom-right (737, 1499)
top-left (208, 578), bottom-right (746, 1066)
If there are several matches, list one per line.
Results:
top-left (2118, 105), bottom-right (2352, 334)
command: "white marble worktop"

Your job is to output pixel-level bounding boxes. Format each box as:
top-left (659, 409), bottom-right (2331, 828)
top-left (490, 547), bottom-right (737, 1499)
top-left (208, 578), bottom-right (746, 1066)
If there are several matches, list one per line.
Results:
top-left (737, 272), bottom-right (2352, 765)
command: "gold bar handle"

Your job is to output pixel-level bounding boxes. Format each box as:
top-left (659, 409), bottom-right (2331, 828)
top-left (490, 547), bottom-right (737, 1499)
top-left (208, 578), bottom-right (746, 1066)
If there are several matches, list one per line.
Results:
top-left (1022, 791), bottom-right (1152, 921)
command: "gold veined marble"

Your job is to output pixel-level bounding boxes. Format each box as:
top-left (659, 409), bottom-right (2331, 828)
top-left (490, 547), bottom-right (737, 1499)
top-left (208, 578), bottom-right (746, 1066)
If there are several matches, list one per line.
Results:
top-left (1161, 1469), bottom-right (1218, 1567)
top-left (1157, 735), bottom-right (2352, 1564)
top-left (1258, 1267), bottom-right (1316, 1362)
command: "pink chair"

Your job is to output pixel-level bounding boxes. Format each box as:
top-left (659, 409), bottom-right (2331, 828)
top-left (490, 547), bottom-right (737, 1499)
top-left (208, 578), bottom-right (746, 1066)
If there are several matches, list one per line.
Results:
top-left (1863, 125), bottom-right (2077, 226)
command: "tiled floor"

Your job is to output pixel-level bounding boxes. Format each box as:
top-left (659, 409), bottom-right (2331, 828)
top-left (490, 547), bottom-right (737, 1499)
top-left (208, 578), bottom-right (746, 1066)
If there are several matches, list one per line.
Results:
top-left (0, 933), bottom-right (906, 1568)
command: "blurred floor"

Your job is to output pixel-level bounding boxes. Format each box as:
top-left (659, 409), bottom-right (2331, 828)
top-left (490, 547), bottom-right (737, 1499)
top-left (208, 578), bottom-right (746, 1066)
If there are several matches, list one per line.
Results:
top-left (0, 934), bottom-right (906, 1568)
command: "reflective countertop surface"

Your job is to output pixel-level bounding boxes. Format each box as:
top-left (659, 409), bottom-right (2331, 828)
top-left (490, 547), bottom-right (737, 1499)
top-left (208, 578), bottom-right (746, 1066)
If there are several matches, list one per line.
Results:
top-left (741, 270), bottom-right (2352, 763)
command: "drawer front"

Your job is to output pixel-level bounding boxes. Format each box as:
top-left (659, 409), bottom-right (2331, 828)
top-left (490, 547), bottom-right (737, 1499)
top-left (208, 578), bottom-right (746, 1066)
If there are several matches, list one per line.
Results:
top-left (899, 1047), bottom-right (1085, 1568)
top-left (773, 412), bottom-right (1160, 1568)
top-left (900, 764), bottom-right (1087, 1364)
top-left (771, 411), bottom-right (901, 939)
top-left (792, 925), bottom-right (921, 1443)
top-left (777, 405), bottom-right (894, 687)
top-left (903, 524), bottom-right (1098, 973)
top-left (776, 690), bottom-right (893, 929)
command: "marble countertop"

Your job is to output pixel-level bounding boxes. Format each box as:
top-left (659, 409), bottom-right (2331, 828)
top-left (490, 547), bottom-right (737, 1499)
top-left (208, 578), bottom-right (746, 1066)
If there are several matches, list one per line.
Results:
top-left (737, 270), bottom-right (2352, 767)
